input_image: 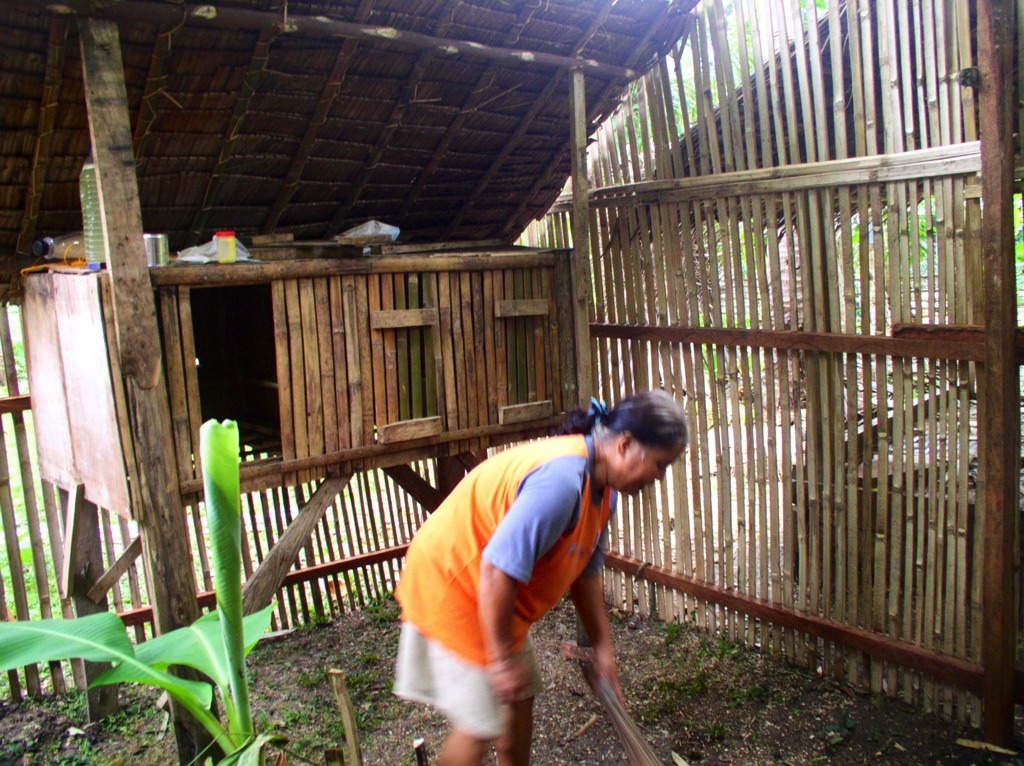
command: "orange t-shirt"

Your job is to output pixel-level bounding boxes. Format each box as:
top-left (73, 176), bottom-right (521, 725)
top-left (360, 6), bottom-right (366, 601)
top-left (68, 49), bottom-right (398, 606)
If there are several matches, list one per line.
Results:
top-left (395, 435), bottom-right (612, 666)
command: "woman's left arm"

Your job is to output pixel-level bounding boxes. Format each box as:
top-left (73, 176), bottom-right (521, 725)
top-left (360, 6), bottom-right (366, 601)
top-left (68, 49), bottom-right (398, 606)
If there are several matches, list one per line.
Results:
top-left (569, 569), bottom-right (622, 701)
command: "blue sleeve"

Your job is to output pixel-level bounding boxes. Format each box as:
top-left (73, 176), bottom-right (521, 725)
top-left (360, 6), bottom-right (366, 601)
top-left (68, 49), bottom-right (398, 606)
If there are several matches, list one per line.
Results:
top-left (482, 455), bottom-right (587, 584)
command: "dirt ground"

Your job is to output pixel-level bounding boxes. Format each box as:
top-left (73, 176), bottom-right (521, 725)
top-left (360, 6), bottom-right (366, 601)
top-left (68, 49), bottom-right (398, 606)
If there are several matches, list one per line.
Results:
top-left (1, 597), bottom-right (1022, 766)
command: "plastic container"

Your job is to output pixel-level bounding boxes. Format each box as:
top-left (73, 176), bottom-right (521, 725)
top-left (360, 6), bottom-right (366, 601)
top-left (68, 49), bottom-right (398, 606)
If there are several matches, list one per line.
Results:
top-left (215, 230), bottom-right (237, 264)
top-left (32, 232), bottom-right (85, 262)
top-left (80, 156), bottom-right (104, 270)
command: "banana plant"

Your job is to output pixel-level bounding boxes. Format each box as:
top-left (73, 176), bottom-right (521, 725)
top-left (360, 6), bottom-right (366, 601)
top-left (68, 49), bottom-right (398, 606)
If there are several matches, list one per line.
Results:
top-left (0, 419), bottom-right (279, 765)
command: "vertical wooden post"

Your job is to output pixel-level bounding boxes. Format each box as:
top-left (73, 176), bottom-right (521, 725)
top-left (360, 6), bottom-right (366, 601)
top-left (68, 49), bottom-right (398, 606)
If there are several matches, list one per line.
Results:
top-left (77, 17), bottom-right (214, 764)
top-left (554, 248), bottom-right (580, 410)
top-left (570, 67), bottom-right (593, 406)
top-left (977, 0), bottom-right (1018, 747)
top-left (435, 455), bottom-right (467, 497)
top-left (62, 486), bottom-right (119, 720)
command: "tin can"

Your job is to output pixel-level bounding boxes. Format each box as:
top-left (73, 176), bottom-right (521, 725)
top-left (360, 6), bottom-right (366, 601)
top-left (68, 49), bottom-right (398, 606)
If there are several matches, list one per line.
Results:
top-left (144, 233), bottom-right (169, 266)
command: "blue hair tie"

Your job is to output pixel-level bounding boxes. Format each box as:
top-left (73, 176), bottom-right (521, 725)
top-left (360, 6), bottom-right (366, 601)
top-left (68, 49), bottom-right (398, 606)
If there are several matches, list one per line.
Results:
top-left (588, 397), bottom-right (610, 425)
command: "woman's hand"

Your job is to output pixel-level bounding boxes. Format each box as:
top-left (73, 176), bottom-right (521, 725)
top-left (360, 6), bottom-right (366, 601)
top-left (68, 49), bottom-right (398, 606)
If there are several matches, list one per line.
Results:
top-left (486, 655), bottom-right (532, 703)
top-left (592, 639), bottom-right (623, 703)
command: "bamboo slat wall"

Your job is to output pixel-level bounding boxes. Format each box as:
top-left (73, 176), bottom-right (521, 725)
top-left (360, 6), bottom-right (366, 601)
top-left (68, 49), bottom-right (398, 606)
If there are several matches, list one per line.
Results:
top-left (522, 0), bottom-right (987, 724)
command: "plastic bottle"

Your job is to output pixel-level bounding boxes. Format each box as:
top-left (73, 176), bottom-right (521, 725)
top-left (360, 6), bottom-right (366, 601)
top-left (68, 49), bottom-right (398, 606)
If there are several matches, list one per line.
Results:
top-left (31, 232), bottom-right (86, 261)
top-left (215, 230), bottom-right (237, 264)
top-left (80, 156), bottom-right (104, 270)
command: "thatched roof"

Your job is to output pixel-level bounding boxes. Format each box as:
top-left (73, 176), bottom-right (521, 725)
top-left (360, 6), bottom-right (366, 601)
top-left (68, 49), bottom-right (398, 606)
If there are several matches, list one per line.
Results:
top-left (0, 0), bottom-right (697, 257)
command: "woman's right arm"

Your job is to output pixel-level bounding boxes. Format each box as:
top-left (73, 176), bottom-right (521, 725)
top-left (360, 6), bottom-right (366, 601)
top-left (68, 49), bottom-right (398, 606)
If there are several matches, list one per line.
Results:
top-left (479, 558), bottom-right (531, 702)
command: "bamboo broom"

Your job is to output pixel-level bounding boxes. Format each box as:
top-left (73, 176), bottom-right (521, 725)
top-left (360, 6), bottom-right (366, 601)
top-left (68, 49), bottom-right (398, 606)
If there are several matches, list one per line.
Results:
top-left (561, 641), bottom-right (663, 765)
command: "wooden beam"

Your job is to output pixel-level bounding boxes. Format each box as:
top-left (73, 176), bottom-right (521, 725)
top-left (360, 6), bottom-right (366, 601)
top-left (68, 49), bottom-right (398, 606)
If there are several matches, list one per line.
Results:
top-left (569, 67), bottom-right (593, 406)
top-left (150, 251), bottom-right (561, 286)
top-left (495, 299), bottom-right (549, 318)
top-left (14, 0), bottom-right (638, 80)
top-left (0, 395), bottom-right (31, 416)
top-left (17, 16), bottom-right (69, 256)
top-left (591, 323), bottom-right (986, 362)
top-left (978, 0), bottom-right (1019, 746)
top-left (568, 141), bottom-right (981, 207)
top-left (605, 552), bottom-right (984, 694)
top-left (370, 308), bottom-right (439, 329)
top-left (378, 416), bottom-right (444, 444)
top-left (187, 27), bottom-right (276, 246)
top-left (78, 16), bottom-right (211, 762)
top-left (241, 475), bottom-right (350, 615)
top-left (554, 249), bottom-right (579, 408)
top-left (382, 464), bottom-right (446, 512)
top-left (176, 416), bottom-right (564, 496)
top-left (498, 400), bottom-right (553, 425)
top-left (62, 487), bottom-right (119, 720)
top-left (86, 536), bottom-right (142, 604)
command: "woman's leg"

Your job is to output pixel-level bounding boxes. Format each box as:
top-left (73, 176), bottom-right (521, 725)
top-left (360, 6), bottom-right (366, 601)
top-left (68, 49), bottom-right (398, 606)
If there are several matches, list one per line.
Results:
top-left (496, 696), bottom-right (534, 766)
top-left (438, 728), bottom-right (490, 766)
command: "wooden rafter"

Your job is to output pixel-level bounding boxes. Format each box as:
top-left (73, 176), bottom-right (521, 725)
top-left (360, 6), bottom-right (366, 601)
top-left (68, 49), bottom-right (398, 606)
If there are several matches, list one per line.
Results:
top-left (442, 73), bottom-right (564, 239)
top-left (499, 7), bottom-right (694, 240)
top-left (12, 0), bottom-right (638, 80)
top-left (16, 16), bottom-right (69, 256)
top-left (398, 1), bottom-right (547, 214)
top-left (132, 23), bottom-right (176, 168)
top-left (325, 0), bottom-right (461, 235)
top-left (261, 0), bottom-right (376, 234)
top-left (186, 26), bottom-right (277, 246)
top-left (441, 0), bottom-right (619, 240)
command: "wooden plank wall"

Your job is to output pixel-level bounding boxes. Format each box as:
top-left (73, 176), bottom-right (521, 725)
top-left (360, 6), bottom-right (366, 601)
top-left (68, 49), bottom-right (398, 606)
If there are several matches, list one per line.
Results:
top-left (520, 0), bottom-right (987, 727)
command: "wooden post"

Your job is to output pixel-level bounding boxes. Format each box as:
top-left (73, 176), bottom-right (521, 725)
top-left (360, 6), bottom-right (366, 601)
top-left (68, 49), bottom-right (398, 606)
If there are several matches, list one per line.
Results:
top-left (554, 249), bottom-right (579, 412)
top-left (435, 455), bottom-right (466, 497)
top-left (62, 486), bottom-right (119, 720)
top-left (77, 17), bottom-right (214, 763)
top-left (977, 0), bottom-right (1018, 746)
top-left (569, 67), bottom-right (593, 406)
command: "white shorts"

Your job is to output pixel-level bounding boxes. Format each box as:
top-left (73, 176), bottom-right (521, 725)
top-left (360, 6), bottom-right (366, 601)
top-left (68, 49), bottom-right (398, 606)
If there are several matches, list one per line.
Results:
top-left (393, 621), bottom-right (544, 739)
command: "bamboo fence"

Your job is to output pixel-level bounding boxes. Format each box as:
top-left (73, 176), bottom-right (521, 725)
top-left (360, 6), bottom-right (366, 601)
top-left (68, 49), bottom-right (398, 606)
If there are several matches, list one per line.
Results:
top-left (522, 0), bottom-right (990, 725)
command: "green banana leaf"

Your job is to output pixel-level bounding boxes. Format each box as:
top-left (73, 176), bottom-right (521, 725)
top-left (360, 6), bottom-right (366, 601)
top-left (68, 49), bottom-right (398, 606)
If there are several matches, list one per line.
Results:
top-left (0, 612), bottom-right (222, 740)
top-left (94, 605), bottom-right (274, 693)
top-left (0, 611), bottom-right (132, 669)
top-left (200, 418), bottom-right (254, 743)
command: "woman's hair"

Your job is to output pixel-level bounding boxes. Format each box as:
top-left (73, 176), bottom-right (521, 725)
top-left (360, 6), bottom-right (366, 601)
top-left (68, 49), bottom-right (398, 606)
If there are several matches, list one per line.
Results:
top-left (554, 389), bottom-right (688, 451)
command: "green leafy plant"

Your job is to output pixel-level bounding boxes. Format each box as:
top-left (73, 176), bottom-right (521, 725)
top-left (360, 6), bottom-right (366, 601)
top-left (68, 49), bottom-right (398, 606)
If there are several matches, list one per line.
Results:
top-left (0, 419), bottom-right (278, 765)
